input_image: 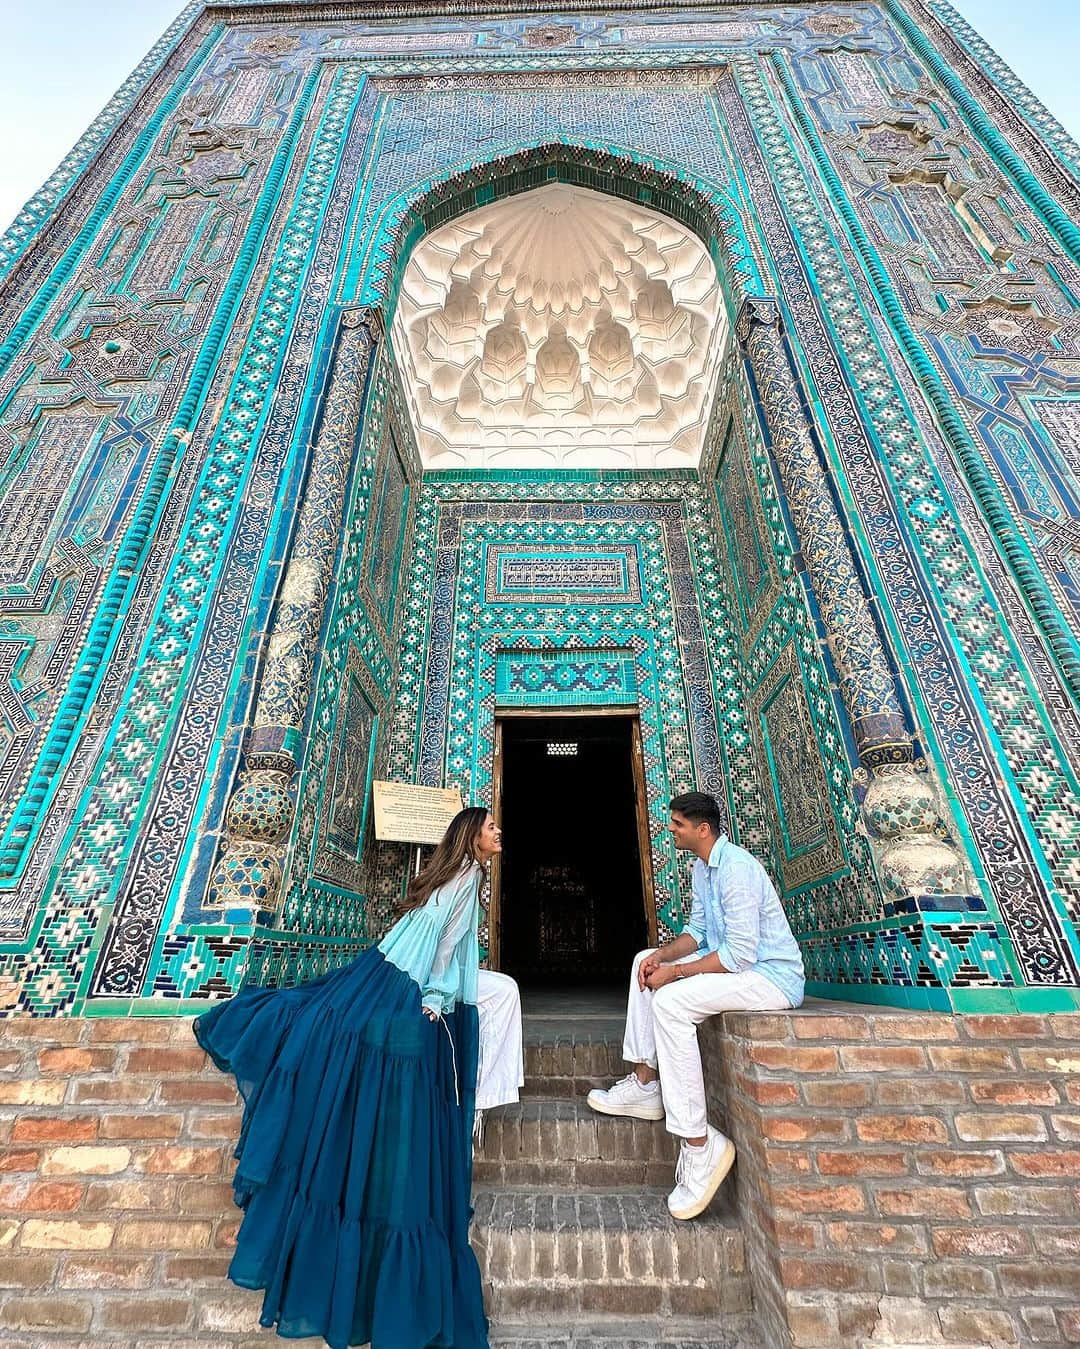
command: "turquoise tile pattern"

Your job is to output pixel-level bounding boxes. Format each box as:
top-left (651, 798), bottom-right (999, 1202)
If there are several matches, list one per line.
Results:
top-left (0, 3), bottom-right (1077, 1014)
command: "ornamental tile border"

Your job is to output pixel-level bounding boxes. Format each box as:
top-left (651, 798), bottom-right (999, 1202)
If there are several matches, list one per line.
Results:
top-left (720, 56), bottom-right (1080, 983)
top-left (0, 4), bottom-right (1077, 1014)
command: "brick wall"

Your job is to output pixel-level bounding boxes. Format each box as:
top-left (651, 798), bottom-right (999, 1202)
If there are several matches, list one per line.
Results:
top-left (702, 1006), bottom-right (1080, 1348)
top-left (0, 1017), bottom-right (257, 1345)
top-left (3, 1010), bottom-right (1080, 1346)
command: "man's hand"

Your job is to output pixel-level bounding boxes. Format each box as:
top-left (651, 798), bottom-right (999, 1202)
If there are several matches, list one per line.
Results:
top-left (422, 1006), bottom-right (440, 1021)
top-left (638, 953), bottom-right (663, 990)
top-left (645, 963), bottom-right (681, 991)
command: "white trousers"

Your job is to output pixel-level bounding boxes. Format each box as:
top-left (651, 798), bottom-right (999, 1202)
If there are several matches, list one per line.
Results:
top-left (623, 948), bottom-right (791, 1138)
top-left (476, 970), bottom-right (524, 1111)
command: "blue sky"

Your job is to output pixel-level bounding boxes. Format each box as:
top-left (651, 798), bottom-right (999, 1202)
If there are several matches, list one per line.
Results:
top-left (0, 1), bottom-right (1077, 232)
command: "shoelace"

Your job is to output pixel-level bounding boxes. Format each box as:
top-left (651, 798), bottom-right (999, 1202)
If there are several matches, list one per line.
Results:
top-left (674, 1145), bottom-right (688, 1189)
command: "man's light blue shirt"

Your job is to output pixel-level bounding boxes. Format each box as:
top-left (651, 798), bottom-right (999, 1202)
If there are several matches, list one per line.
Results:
top-left (684, 835), bottom-right (805, 1008)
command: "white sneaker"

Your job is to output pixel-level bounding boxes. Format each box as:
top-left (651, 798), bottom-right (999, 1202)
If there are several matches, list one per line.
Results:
top-left (586, 1072), bottom-right (665, 1121)
top-left (667, 1126), bottom-right (736, 1220)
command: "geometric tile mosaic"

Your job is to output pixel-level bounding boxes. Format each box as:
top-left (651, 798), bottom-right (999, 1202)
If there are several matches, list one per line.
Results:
top-left (0, 0), bottom-right (1078, 1017)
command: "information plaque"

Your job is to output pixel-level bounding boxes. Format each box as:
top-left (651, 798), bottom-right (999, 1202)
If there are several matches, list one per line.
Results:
top-left (372, 781), bottom-right (463, 845)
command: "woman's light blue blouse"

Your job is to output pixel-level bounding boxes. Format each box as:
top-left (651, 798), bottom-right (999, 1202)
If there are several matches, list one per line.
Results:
top-left (378, 861), bottom-right (482, 1015)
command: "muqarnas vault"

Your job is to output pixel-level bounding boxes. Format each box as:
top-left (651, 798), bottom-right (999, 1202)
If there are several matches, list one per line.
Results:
top-left (0, 0), bottom-right (1079, 1018)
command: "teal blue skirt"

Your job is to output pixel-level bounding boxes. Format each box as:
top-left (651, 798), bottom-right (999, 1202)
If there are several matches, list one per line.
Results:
top-left (193, 948), bottom-right (487, 1349)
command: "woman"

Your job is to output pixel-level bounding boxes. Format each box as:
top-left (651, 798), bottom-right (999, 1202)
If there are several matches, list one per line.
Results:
top-left (193, 807), bottom-right (501, 1349)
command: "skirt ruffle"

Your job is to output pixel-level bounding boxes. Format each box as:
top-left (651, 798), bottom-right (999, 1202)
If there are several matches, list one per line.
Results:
top-left (193, 948), bottom-right (486, 1349)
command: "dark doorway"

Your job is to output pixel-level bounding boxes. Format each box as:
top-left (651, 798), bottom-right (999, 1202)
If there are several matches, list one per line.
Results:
top-left (496, 712), bottom-right (652, 987)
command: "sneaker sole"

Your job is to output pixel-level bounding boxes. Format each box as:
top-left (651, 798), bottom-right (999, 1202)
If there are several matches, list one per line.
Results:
top-left (668, 1136), bottom-right (736, 1220)
top-left (585, 1091), bottom-right (666, 1122)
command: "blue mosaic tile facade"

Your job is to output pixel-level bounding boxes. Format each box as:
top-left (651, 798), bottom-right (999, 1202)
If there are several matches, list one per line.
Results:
top-left (0, 1), bottom-right (1078, 1014)
top-left (495, 648), bottom-right (639, 706)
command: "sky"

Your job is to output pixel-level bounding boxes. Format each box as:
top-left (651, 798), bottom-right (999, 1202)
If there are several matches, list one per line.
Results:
top-left (0, 1), bottom-right (1077, 235)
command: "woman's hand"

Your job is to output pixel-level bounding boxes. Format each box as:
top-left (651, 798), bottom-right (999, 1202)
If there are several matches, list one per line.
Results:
top-left (422, 1006), bottom-right (440, 1021)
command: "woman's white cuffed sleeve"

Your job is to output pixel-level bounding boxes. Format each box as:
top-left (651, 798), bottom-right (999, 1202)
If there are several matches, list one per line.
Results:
top-left (420, 867), bottom-right (479, 1014)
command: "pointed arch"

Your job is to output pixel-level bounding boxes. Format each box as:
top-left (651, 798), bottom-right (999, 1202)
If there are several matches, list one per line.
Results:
top-left (356, 137), bottom-right (760, 320)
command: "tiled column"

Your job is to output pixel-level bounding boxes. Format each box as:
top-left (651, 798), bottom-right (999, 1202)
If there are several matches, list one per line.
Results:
top-left (209, 308), bottom-right (378, 915)
top-left (736, 296), bottom-right (974, 904)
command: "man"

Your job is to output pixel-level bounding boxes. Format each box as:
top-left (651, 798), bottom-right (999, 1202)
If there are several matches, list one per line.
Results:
top-left (587, 793), bottom-right (805, 1220)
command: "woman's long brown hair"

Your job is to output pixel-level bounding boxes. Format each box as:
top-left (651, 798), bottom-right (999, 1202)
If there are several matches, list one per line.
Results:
top-left (399, 806), bottom-right (488, 913)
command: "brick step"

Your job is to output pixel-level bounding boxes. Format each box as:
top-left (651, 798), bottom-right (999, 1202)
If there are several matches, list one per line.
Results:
top-left (474, 1096), bottom-right (677, 1187)
top-left (472, 1188), bottom-right (750, 1320)
top-left (523, 1035), bottom-right (625, 1096)
top-left (489, 1318), bottom-right (765, 1347)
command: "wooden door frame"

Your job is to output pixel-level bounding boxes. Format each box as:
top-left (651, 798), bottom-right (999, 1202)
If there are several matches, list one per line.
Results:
top-left (487, 705), bottom-right (658, 971)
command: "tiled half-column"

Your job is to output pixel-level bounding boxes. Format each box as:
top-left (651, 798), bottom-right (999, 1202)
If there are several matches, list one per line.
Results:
top-left (208, 309), bottom-right (378, 916)
top-left (736, 296), bottom-right (975, 909)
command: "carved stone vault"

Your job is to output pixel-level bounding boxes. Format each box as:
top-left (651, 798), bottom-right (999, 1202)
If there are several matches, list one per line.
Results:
top-left (391, 183), bottom-right (726, 468)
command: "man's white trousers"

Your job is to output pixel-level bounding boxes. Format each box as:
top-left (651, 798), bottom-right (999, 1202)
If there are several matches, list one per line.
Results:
top-left (623, 948), bottom-right (791, 1138)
